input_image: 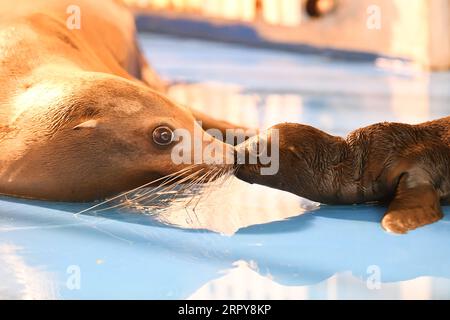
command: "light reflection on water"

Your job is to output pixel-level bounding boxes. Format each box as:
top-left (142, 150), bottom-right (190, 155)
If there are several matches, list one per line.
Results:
top-left (143, 179), bottom-right (317, 235)
top-left (86, 173), bottom-right (318, 235)
top-left (188, 260), bottom-right (450, 300)
top-left (0, 244), bottom-right (58, 299)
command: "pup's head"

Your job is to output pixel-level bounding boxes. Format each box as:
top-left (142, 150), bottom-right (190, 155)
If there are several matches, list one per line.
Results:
top-left (235, 123), bottom-right (344, 202)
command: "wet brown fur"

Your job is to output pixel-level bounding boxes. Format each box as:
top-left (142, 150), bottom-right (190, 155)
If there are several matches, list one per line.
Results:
top-left (236, 117), bottom-right (450, 233)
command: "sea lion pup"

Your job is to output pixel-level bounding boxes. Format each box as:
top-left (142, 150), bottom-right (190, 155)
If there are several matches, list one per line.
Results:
top-left (0, 0), bottom-right (241, 201)
top-left (235, 117), bottom-right (450, 234)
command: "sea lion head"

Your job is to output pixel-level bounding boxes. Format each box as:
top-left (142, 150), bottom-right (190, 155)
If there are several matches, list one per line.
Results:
top-left (235, 123), bottom-right (346, 202)
top-left (1, 73), bottom-right (232, 201)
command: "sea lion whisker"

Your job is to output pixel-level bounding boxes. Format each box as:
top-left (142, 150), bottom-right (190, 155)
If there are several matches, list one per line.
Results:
top-left (148, 166), bottom-right (206, 196)
top-left (75, 165), bottom-right (197, 215)
top-left (127, 166), bottom-right (203, 205)
top-left (174, 168), bottom-right (207, 191)
top-left (123, 164), bottom-right (231, 217)
top-left (91, 166), bottom-right (200, 213)
top-left (226, 165), bottom-right (239, 185)
top-left (163, 168), bottom-right (214, 212)
top-left (180, 168), bottom-right (221, 225)
top-left (130, 167), bottom-right (206, 208)
top-left (176, 176), bottom-right (209, 208)
top-left (189, 168), bottom-right (224, 210)
top-left (205, 166), bottom-right (232, 190)
top-left (136, 180), bottom-right (199, 208)
top-left (197, 167), bottom-right (235, 209)
top-left (184, 166), bottom-right (224, 210)
top-left (160, 165), bottom-right (233, 214)
top-left (127, 175), bottom-right (202, 210)
top-left (174, 167), bottom-right (214, 195)
top-left (188, 172), bottom-right (219, 220)
top-left (216, 166), bottom-right (234, 187)
top-left (210, 167), bottom-right (234, 196)
top-left (207, 166), bottom-right (228, 188)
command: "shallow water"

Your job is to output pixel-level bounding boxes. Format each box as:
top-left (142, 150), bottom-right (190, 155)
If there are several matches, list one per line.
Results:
top-left (0, 33), bottom-right (449, 299)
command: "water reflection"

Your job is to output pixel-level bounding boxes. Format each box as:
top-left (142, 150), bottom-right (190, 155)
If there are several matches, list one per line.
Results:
top-left (78, 175), bottom-right (317, 235)
top-left (148, 179), bottom-right (318, 235)
top-left (189, 260), bottom-right (450, 300)
top-left (0, 244), bottom-right (58, 299)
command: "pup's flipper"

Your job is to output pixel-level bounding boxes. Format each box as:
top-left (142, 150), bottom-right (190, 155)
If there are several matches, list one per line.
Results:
top-left (382, 172), bottom-right (443, 234)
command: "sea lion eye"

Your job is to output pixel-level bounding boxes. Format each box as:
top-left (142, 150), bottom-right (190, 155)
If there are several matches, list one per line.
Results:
top-left (152, 126), bottom-right (174, 146)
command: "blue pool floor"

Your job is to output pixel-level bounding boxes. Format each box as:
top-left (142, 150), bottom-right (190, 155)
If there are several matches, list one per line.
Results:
top-left (0, 33), bottom-right (449, 299)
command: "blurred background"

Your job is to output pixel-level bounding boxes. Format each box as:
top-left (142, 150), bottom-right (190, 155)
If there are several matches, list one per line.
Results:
top-left (125, 0), bottom-right (450, 70)
top-left (121, 0), bottom-right (450, 132)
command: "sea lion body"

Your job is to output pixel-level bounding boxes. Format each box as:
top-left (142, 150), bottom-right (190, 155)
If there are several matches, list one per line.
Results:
top-left (0, 0), bottom-right (236, 201)
top-left (345, 117), bottom-right (450, 204)
top-left (236, 117), bottom-right (450, 233)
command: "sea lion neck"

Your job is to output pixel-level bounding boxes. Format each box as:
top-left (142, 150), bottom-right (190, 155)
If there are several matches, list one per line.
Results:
top-left (290, 132), bottom-right (360, 204)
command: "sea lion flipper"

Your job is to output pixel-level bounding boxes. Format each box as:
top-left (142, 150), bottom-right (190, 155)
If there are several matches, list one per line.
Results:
top-left (382, 172), bottom-right (443, 234)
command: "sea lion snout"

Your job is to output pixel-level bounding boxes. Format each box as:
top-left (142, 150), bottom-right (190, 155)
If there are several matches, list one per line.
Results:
top-left (0, 74), bottom-right (234, 201)
top-left (234, 132), bottom-right (268, 162)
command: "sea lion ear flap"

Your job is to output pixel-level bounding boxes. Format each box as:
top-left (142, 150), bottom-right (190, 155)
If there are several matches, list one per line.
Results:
top-left (73, 119), bottom-right (98, 130)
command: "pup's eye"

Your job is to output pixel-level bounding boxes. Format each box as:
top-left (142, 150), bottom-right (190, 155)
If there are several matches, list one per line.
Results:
top-left (152, 126), bottom-right (174, 146)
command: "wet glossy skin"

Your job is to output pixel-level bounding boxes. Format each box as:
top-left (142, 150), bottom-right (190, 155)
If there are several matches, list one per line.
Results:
top-left (236, 117), bottom-right (450, 233)
top-left (0, 0), bottom-right (241, 201)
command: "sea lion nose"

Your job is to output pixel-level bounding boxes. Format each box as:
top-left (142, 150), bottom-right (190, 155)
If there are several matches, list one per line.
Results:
top-left (234, 134), bottom-right (268, 166)
top-left (234, 142), bottom-right (247, 166)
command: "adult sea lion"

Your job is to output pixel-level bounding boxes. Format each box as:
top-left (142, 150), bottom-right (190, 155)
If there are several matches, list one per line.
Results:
top-left (0, 0), bottom-right (240, 201)
top-left (235, 117), bottom-right (450, 234)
